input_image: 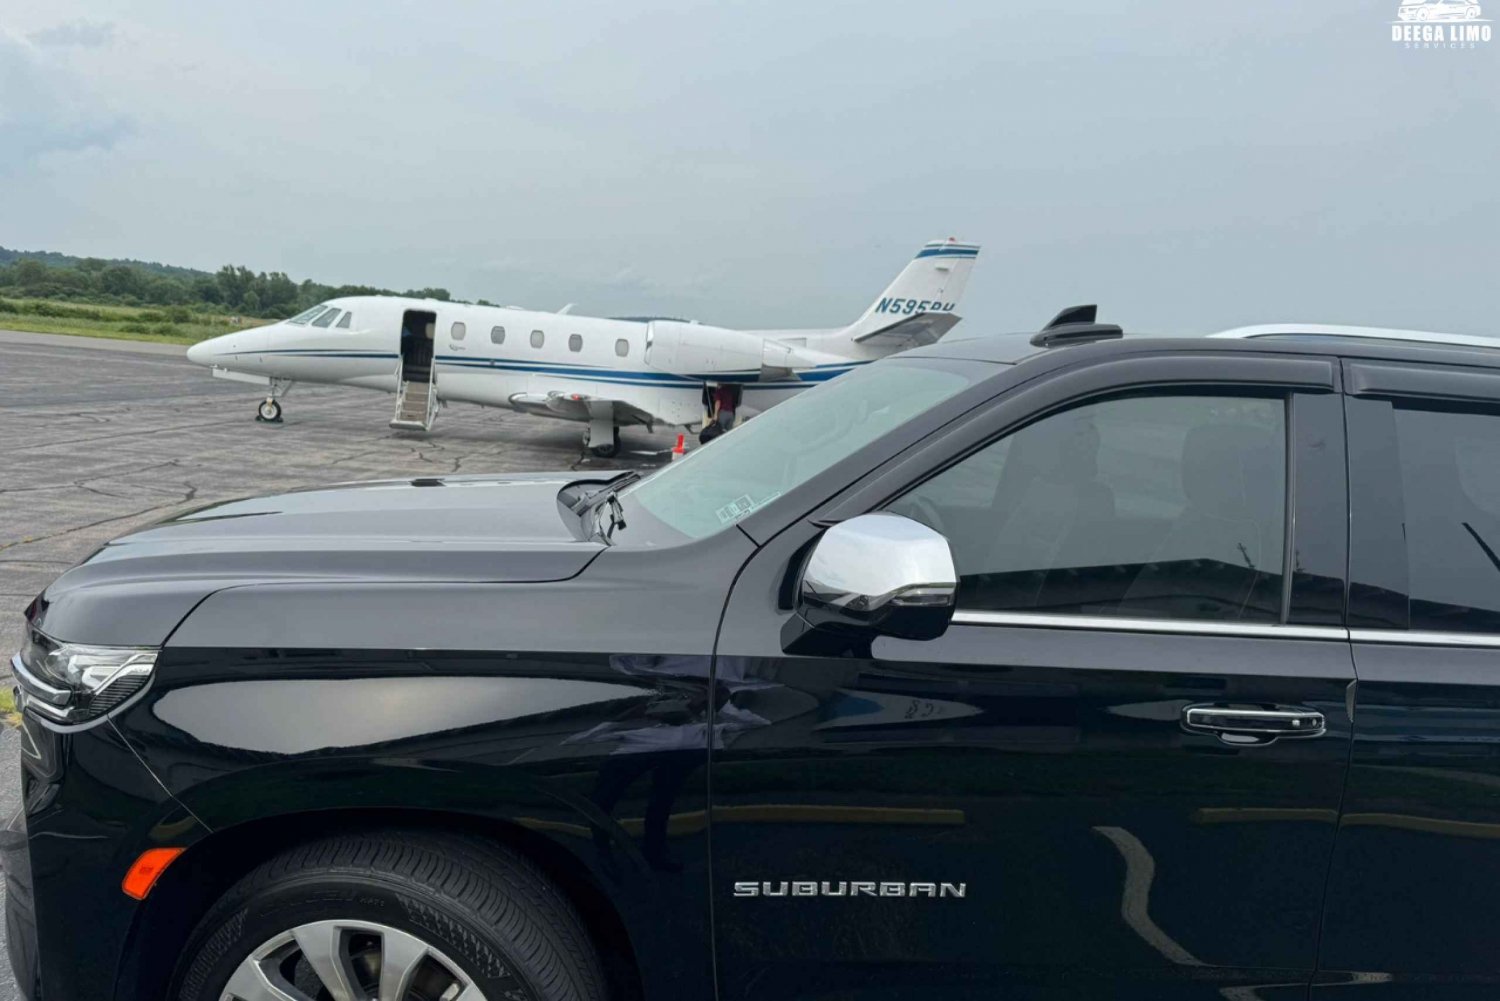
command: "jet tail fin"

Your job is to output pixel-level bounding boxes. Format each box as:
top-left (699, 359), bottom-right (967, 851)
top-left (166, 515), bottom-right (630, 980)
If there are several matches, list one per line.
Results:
top-left (837, 238), bottom-right (979, 345)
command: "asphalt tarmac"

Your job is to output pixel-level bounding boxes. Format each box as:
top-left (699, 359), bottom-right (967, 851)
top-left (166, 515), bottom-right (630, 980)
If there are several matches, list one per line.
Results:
top-left (0, 328), bottom-right (678, 997)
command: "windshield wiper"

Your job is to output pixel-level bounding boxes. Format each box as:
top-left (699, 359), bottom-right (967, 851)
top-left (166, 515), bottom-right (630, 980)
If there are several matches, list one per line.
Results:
top-left (578, 470), bottom-right (640, 544)
top-left (560, 470), bottom-right (640, 515)
top-left (597, 492), bottom-right (627, 542)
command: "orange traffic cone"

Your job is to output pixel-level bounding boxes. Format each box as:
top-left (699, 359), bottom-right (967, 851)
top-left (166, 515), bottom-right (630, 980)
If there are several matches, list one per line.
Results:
top-left (671, 434), bottom-right (686, 461)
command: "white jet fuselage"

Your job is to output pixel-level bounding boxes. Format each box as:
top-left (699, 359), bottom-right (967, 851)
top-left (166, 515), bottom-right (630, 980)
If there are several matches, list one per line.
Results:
top-left (186, 239), bottom-right (981, 436)
top-left (191, 298), bottom-right (868, 426)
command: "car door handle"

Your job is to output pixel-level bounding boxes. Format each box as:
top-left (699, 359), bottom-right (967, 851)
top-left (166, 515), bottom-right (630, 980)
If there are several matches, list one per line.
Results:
top-left (1183, 705), bottom-right (1326, 743)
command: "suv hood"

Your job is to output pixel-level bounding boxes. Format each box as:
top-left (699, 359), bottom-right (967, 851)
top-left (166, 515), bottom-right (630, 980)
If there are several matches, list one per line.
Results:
top-left (30, 473), bottom-right (605, 645)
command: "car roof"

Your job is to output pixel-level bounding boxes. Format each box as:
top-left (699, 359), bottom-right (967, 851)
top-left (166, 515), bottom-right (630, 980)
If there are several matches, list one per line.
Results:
top-left (906, 319), bottom-right (1500, 372)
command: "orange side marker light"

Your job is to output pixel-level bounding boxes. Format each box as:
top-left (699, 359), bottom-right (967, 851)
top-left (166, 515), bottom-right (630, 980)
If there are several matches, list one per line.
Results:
top-left (122, 847), bottom-right (185, 900)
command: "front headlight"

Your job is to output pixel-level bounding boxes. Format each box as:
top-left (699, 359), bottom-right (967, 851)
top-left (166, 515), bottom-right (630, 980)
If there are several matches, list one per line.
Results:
top-left (13, 628), bottom-right (157, 724)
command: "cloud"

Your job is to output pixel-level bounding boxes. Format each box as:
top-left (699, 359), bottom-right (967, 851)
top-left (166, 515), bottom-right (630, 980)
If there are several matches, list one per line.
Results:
top-left (28, 19), bottom-right (115, 48)
top-left (0, 28), bottom-right (131, 170)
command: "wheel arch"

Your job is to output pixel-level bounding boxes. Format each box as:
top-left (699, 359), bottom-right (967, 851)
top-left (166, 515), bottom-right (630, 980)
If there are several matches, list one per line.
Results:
top-left (116, 807), bottom-right (644, 1001)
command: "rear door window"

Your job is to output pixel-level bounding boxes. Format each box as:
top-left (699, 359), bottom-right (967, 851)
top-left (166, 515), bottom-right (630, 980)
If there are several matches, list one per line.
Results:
top-left (1392, 404), bottom-right (1500, 632)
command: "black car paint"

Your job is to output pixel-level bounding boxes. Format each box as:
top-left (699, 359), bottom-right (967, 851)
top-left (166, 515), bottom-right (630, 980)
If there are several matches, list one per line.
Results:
top-left (11, 335), bottom-right (1500, 999)
top-left (710, 351), bottom-right (1354, 998)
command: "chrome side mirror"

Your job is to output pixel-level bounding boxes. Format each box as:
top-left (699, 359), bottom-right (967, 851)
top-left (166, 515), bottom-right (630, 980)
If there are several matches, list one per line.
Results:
top-left (797, 513), bottom-right (958, 641)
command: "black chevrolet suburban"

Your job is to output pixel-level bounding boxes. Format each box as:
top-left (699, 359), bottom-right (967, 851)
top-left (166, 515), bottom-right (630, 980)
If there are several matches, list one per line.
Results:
top-left (11, 312), bottom-right (1500, 1000)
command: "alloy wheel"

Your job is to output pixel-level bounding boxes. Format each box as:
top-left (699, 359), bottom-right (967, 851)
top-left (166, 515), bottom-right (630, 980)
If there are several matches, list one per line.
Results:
top-left (220, 920), bottom-right (487, 1001)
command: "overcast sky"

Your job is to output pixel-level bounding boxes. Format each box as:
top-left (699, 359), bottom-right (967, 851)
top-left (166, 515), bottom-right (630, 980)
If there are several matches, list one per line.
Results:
top-left (2, 0), bottom-right (1496, 334)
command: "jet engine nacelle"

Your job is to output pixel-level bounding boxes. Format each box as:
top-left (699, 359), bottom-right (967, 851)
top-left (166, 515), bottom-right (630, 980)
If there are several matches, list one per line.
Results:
top-left (645, 321), bottom-right (811, 380)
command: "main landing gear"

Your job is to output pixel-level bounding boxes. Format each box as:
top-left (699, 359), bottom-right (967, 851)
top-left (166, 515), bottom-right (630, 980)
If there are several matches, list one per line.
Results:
top-left (255, 379), bottom-right (293, 424)
top-left (584, 402), bottom-right (620, 458)
top-left (586, 426), bottom-right (621, 458)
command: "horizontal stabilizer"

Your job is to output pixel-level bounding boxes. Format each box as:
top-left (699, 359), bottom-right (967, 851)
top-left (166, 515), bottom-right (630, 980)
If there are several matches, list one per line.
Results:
top-left (851, 311), bottom-right (962, 348)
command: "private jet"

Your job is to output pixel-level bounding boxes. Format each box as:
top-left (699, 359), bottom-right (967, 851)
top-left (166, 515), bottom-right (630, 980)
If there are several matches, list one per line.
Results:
top-left (185, 238), bottom-right (980, 456)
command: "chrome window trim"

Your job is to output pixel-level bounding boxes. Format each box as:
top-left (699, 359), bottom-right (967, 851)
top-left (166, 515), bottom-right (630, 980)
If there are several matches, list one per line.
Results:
top-left (950, 609), bottom-right (1347, 641)
top-left (950, 612), bottom-right (1500, 647)
top-left (1350, 628), bottom-right (1500, 648)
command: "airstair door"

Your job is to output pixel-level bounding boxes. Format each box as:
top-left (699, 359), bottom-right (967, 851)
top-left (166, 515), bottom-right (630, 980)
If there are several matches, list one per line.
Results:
top-left (391, 309), bottom-right (438, 431)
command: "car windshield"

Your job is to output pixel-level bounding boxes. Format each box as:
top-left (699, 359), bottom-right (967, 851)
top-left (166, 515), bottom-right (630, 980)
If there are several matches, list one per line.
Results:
top-left (624, 359), bottom-right (985, 539)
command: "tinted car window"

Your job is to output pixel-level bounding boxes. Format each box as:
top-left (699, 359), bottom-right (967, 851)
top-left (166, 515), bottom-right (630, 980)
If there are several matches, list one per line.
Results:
top-left (888, 394), bottom-right (1287, 622)
top-left (1393, 404), bottom-right (1500, 632)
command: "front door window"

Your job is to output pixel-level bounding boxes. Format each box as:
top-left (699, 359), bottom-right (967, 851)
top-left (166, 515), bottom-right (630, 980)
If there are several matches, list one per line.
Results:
top-left (887, 393), bottom-right (1287, 622)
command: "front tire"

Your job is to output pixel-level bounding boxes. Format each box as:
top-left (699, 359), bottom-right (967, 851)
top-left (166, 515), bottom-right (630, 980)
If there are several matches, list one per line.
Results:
top-left (175, 831), bottom-right (607, 1001)
top-left (257, 399), bottom-right (282, 422)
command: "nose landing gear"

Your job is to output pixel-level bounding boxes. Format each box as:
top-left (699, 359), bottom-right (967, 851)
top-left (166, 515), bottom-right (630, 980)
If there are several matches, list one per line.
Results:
top-left (254, 379), bottom-right (293, 424)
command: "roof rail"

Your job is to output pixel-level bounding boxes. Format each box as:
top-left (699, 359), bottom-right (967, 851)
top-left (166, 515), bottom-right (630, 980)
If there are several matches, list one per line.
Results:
top-left (1030, 303), bottom-right (1124, 348)
top-left (1210, 323), bottom-right (1499, 350)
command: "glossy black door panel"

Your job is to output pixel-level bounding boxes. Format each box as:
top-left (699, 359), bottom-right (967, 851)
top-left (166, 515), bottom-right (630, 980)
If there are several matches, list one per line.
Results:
top-left (1319, 641), bottom-right (1500, 997)
top-left (712, 609), bottom-right (1353, 999)
top-left (712, 365), bottom-right (1354, 999)
top-left (1319, 371), bottom-right (1500, 996)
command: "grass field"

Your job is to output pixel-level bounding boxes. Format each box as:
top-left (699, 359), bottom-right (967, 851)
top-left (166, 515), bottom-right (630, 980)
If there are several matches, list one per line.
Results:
top-left (0, 297), bottom-right (272, 345)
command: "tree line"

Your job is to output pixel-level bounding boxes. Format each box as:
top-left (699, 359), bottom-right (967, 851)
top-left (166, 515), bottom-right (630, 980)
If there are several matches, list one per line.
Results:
top-left (0, 247), bottom-right (460, 318)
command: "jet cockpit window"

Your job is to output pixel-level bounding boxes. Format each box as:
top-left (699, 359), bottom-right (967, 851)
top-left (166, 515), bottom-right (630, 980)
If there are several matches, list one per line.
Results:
top-left (491, 326), bottom-right (505, 344)
top-left (311, 309), bottom-right (342, 328)
top-left (568, 334), bottom-right (583, 353)
top-left (287, 305), bottom-right (328, 325)
top-left (336, 312), bottom-right (352, 329)
top-left (452, 321), bottom-right (467, 341)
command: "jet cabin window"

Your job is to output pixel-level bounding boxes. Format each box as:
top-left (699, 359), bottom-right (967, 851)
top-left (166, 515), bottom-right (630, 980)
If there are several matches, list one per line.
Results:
top-left (887, 393), bottom-right (1288, 623)
top-left (615, 338), bottom-right (630, 358)
top-left (311, 309), bottom-right (341, 328)
top-left (491, 326), bottom-right (505, 345)
top-left (451, 321), bottom-right (467, 341)
top-left (531, 330), bottom-right (545, 349)
top-left (568, 334), bottom-right (583, 353)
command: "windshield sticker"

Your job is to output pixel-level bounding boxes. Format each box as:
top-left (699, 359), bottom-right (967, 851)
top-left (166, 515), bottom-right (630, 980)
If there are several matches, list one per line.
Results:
top-left (715, 492), bottom-right (781, 524)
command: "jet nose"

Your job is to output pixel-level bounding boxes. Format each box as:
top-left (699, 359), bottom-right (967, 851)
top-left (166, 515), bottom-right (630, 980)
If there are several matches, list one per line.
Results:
top-left (187, 332), bottom-right (236, 367)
